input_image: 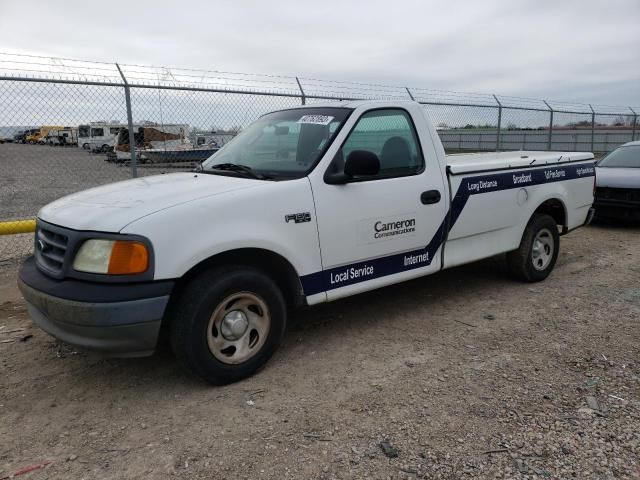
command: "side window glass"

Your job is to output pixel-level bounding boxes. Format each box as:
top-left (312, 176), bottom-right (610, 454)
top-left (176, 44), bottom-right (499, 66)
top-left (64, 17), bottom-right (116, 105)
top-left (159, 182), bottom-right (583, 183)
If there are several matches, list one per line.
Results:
top-left (340, 109), bottom-right (423, 179)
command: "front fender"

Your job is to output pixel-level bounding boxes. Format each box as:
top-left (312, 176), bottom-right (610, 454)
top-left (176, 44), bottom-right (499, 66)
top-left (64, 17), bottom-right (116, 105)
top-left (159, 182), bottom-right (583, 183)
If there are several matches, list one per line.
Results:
top-left (121, 178), bottom-right (322, 282)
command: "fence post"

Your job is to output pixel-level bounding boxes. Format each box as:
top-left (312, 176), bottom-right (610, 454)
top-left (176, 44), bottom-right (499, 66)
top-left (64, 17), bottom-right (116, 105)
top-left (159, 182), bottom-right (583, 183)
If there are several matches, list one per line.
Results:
top-left (589, 104), bottom-right (595, 153)
top-left (116, 63), bottom-right (137, 178)
top-left (493, 95), bottom-right (502, 152)
top-left (405, 87), bottom-right (415, 101)
top-left (295, 77), bottom-right (306, 105)
top-left (630, 107), bottom-right (638, 141)
top-left (543, 100), bottom-right (553, 151)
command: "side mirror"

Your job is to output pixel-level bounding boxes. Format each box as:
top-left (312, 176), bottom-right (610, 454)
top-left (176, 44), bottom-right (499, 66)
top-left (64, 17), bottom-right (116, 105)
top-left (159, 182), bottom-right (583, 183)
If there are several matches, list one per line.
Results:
top-left (344, 150), bottom-right (380, 176)
top-left (324, 150), bottom-right (380, 184)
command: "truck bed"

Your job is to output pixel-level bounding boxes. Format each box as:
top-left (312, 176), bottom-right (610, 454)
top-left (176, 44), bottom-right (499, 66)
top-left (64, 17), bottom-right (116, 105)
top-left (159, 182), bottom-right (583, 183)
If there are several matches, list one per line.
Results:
top-left (446, 151), bottom-right (594, 175)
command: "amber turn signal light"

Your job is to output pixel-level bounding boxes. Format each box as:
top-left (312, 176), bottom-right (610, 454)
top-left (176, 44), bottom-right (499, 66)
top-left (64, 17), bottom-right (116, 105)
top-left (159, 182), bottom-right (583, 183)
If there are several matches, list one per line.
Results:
top-left (107, 241), bottom-right (149, 275)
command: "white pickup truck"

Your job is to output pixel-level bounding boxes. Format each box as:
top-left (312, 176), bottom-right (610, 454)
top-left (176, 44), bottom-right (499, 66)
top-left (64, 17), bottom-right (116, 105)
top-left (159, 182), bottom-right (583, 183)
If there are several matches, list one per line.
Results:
top-left (18, 100), bottom-right (596, 384)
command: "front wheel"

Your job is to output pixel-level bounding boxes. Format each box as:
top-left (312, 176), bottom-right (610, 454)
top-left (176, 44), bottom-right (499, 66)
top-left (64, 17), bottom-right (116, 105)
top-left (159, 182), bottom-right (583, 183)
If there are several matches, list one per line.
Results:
top-left (506, 214), bottom-right (559, 282)
top-left (169, 266), bottom-right (287, 385)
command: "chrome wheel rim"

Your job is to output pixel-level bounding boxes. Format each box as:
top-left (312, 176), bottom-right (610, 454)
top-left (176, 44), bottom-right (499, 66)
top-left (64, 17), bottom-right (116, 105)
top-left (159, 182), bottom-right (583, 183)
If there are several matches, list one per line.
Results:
top-left (531, 228), bottom-right (554, 271)
top-left (207, 292), bottom-right (271, 365)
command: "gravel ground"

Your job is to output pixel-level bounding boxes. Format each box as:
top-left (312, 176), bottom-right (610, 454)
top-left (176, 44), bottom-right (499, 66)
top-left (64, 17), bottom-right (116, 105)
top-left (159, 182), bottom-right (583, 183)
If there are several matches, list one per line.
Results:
top-left (0, 143), bottom-right (131, 261)
top-left (0, 142), bottom-right (186, 261)
top-left (0, 143), bottom-right (132, 220)
top-left (1, 223), bottom-right (639, 480)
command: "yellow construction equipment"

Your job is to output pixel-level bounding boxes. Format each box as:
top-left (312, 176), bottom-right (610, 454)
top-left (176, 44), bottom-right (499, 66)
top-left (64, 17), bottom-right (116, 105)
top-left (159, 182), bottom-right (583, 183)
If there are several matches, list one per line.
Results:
top-left (26, 126), bottom-right (64, 144)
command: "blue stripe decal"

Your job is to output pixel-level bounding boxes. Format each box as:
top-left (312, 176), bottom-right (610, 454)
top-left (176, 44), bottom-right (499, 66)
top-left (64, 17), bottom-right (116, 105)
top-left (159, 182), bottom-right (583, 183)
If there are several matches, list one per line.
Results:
top-left (301, 161), bottom-right (595, 295)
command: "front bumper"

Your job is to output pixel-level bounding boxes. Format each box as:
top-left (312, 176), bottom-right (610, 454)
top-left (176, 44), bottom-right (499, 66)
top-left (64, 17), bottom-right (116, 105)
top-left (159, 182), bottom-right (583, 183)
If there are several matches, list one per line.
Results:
top-left (18, 257), bottom-right (174, 357)
top-left (593, 198), bottom-right (640, 220)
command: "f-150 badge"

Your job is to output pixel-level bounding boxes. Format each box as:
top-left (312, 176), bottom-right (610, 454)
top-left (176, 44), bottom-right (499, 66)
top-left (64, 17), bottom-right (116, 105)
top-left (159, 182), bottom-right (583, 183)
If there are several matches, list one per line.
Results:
top-left (285, 212), bottom-right (311, 224)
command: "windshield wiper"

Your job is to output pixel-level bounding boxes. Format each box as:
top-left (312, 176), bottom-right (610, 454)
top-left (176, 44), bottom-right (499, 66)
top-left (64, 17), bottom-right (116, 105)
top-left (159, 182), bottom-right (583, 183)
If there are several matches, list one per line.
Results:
top-left (207, 163), bottom-right (272, 180)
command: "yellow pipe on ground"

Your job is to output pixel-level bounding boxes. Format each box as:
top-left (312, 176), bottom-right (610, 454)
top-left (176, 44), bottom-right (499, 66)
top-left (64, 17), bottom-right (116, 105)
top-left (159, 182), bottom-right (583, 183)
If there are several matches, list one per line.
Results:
top-left (0, 219), bottom-right (36, 235)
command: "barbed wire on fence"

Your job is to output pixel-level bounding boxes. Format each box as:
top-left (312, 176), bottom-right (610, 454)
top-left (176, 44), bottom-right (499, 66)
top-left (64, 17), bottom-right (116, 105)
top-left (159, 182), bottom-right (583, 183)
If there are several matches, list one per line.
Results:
top-left (1, 52), bottom-right (639, 112)
top-left (0, 52), bottom-right (638, 263)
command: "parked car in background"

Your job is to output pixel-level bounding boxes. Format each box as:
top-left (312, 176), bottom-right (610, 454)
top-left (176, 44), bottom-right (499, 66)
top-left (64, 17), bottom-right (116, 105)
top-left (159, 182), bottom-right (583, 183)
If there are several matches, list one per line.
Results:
top-left (594, 141), bottom-right (640, 221)
top-left (13, 131), bottom-right (27, 143)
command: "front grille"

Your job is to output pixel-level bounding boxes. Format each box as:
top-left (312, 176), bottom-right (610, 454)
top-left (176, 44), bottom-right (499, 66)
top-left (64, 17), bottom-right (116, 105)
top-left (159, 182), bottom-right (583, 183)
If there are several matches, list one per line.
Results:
top-left (595, 187), bottom-right (640, 203)
top-left (31, 220), bottom-right (153, 282)
top-left (35, 223), bottom-right (70, 277)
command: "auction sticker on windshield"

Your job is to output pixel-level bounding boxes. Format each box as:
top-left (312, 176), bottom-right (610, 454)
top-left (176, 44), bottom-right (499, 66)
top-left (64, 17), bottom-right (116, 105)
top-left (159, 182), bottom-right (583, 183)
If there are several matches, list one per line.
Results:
top-left (297, 115), bottom-right (334, 125)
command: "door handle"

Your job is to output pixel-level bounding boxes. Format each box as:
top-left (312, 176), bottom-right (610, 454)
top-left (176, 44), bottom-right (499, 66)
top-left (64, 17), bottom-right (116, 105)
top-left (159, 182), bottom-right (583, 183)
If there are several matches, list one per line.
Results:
top-left (421, 190), bottom-right (441, 205)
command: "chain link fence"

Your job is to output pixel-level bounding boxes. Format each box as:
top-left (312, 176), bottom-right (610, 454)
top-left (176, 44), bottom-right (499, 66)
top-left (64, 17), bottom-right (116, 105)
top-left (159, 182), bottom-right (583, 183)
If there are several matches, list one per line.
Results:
top-left (1, 53), bottom-right (638, 264)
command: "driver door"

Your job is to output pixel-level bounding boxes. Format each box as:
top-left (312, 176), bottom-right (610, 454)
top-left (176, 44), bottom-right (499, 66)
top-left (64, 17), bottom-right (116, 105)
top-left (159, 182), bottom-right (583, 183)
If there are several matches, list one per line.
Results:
top-left (309, 108), bottom-right (448, 300)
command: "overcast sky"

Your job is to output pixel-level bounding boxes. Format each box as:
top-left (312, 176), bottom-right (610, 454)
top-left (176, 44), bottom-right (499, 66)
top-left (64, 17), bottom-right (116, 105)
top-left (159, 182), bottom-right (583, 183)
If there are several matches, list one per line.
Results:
top-left (0, 0), bottom-right (638, 107)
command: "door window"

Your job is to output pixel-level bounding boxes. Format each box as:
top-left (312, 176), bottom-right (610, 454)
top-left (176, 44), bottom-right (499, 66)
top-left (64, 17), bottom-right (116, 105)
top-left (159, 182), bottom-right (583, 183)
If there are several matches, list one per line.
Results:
top-left (338, 109), bottom-right (424, 179)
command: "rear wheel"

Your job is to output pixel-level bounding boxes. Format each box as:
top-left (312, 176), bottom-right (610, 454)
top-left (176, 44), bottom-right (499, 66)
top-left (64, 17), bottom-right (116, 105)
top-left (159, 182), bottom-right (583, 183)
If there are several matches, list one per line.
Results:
top-left (506, 214), bottom-right (559, 282)
top-left (169, 266), bottom-right (287, 385)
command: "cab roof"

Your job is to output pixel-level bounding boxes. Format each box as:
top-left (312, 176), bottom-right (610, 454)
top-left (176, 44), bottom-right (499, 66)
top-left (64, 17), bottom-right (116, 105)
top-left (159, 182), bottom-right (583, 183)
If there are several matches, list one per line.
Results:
top-left (285, 99), bottom-right (420, 110)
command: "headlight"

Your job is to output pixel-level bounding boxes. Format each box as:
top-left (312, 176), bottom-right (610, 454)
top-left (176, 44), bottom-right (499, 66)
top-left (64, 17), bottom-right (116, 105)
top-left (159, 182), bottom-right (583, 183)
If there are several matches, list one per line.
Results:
top-left (73, 239), bottom-right (149, 275)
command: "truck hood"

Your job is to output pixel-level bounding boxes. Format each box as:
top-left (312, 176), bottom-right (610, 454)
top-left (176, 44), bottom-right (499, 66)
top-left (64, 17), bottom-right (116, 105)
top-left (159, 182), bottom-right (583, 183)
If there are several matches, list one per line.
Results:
top-left (39, 172), bottom-right (262, 232)
top-left (596, 167), bottom-right (640, 189)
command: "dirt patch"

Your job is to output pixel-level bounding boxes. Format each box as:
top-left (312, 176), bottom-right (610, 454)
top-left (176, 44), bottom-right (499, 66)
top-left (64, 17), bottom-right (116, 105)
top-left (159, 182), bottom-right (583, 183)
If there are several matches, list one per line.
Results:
top-left (1, 223), bottom-right (639, 479)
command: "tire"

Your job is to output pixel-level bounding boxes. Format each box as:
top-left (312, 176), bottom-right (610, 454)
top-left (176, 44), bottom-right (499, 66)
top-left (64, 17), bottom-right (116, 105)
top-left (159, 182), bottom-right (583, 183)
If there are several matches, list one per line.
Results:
top-left (168, 265), bottom-right (287, 385)
top-left (506, 214), bottom-right (559, 282)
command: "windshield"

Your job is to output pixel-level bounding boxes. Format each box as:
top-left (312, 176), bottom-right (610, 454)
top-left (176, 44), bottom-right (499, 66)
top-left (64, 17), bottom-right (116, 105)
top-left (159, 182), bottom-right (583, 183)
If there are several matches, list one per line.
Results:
top-left (598, 145), bottom-right (640, 168)
top-left (201, 107), bottom-right (351, 179)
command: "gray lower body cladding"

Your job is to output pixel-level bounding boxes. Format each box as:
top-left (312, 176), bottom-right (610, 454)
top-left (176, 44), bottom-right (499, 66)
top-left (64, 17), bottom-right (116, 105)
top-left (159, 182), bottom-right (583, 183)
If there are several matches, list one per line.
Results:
top-left (18, 258), bottom-right (173, 357)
